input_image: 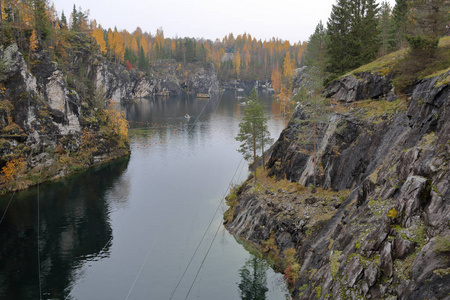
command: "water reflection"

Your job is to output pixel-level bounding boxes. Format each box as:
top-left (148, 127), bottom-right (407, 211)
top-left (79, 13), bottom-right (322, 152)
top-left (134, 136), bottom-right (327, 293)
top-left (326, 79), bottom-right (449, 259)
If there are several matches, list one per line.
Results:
top-left (0, 157), bottom-right (129, 299)
top-left (238, 256), bottom-right (269, 300)
top-left (1, 90), bottom-right (288, 299)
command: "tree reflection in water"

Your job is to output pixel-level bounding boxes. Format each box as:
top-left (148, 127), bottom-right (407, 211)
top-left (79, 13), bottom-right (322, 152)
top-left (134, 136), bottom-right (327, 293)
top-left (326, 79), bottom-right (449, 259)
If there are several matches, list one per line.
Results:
top-left (238, 255), bottom-right (269, 300)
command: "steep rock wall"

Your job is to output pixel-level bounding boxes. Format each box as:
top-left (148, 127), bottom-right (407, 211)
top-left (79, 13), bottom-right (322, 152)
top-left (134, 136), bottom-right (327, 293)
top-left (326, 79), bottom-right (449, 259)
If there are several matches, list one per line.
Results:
top-left (227, 71), bottom-right (450, 299)
top-left (325, 72), bottom-right (396, 103)
top-left (0, 43), bottom-right (132, 191)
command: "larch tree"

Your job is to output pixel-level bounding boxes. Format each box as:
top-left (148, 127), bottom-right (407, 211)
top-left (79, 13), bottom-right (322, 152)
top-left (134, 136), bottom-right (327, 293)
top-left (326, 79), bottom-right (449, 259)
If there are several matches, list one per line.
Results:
top-left (130, 36), bottom-right (139, 55)
top-left (271, 65), bottom-right (281, 92)
top-left (92, 27), bottom-right (106, 55)
top-left (233, 51), bottom-right (241, 78)
top-left (282, 52), bottom-right (295, 80)
top-left (29, 29), bottom-right (38, 53)
top-left (112, 28), bottom-right (125, 63)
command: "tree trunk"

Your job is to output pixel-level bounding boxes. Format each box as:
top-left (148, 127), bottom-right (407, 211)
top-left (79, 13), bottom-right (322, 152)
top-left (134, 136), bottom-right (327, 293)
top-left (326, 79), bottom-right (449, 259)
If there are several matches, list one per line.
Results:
top-left (0, 1), bottom-right (4, 45)
top-left (261, 137), bottom-right (265, 171)
top-left (253, 129), bottom-right (257, 184)
top-left (313, 120), bottom-right (317, 192)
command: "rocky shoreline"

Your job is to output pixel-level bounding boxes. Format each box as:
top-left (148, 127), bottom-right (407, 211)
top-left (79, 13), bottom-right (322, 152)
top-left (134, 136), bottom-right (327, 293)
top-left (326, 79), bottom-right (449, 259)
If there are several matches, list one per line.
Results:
top-left (225, 70), bottom-right (450, 299)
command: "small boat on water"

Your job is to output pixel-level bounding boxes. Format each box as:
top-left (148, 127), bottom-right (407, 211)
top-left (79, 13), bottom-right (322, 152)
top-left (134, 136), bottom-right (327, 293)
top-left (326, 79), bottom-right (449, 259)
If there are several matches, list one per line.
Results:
top-left (197, 93), bottom-right (210, 98)
top-left (156, 90), bottom-right (170, 96)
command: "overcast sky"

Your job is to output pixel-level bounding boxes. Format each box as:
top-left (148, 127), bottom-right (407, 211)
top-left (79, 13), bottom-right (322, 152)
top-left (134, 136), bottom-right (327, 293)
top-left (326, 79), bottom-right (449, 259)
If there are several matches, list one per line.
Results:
top-left (52, 0), bottom-right (395, 44)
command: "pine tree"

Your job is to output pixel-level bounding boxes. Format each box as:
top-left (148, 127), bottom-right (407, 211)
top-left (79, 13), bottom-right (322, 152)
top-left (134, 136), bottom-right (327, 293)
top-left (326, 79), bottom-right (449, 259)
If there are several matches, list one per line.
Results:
top-left (236, 88), bottom-right (273, 183)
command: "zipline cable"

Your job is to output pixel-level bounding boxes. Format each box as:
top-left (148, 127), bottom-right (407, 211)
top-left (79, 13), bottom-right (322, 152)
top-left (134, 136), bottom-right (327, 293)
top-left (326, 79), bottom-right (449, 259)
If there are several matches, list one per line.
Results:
top-left (168, 156), bottom-right (244, 300)
top-left (125, 228), bottom-right (161, 300)
top-left (0, 191), bottom-right (16, 226)
top-left (184, 209), bottom-right (223, 300)
top-left (182, 156), bottom-right (246, 300)
top-left (123, 97), bottom-right (217, 299)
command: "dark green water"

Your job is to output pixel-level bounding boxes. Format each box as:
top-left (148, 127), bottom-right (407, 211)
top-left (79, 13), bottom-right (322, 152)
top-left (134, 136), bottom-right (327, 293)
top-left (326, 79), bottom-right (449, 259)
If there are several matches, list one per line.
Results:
top-left (0, 90), bottom-right (288, 299)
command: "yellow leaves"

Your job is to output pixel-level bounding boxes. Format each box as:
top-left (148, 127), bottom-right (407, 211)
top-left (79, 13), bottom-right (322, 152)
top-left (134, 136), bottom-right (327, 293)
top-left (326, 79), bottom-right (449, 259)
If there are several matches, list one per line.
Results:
top-left (387, 208), bottom-right (398, 218)
top-left (1, 156), bottom-right (26, 183)
top-left (233, 51), bottom-right (241, 78)
top-left (112, 29), bottom-right (125, 63)
top-left (277, 84), bottom-right (294, 122)
top-left (29, 30), bottom-right (38, 53)
top-left (91, 27), bottom-right (106, 55)
top-left (131, 36), bottom-right (139, 54)
top-left (140, 36), bottom-right (149, 56)
top-left (104, 102), bottom-right (128, 142)
top-left (283, 52), bottom-right (295, 79)
top-left (81, 129), bottom-right (96, 149)
top-left (244, 48), bottom-right (250, 71)
top-left (271, 66), bottom-right (282, 92)
top-left (170, 40), bottom-right (176, 53)
top-left (155, 27), bottom-right (164, 52)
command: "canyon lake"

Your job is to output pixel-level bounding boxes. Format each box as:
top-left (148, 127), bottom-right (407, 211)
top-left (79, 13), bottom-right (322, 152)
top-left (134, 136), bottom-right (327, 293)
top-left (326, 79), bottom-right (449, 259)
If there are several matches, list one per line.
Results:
top-left (0, 90), bottom-right (289, 299)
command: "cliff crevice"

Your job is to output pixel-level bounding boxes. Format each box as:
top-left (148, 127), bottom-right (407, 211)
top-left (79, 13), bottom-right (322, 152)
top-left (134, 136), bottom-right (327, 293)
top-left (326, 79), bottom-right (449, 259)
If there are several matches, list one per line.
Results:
top-left (226, 70), bottom-right (450, 299)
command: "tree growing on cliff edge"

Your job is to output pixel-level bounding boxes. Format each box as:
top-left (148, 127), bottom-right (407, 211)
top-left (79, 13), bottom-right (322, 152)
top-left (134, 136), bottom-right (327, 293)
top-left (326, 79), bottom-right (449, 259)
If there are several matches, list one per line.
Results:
top-left (404, 0), bottom-right (449, 54)
top-left (303, 21), bottom-right (328, 81)
top-left (326, 0), bottom-right (380, 77)
top-left (236, 88), bottom-right (273, 183)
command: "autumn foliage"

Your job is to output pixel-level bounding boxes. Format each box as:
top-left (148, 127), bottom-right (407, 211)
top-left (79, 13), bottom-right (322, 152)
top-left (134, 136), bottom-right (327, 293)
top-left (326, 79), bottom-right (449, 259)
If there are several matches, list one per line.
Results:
top-left (104, 102), bottom-right (128, 142)
top-left (1, 156), bottom-right (26, 183)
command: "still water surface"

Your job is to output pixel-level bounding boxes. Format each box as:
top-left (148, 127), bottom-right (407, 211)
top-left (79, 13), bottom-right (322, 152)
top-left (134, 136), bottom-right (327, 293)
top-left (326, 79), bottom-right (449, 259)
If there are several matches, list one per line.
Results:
top-left (0, 90), bottom-right (288, 299)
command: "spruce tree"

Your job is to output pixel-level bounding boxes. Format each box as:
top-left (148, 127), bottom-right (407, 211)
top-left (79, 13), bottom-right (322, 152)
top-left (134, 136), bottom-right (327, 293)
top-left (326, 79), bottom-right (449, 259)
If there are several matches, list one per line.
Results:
top-left (304, 21), bottom-right (328, 81)
top-left (391, 0), bottom-right (408, 49)
top-left (326, 0), bottom-right (380, 77)
top-left (61, 11), bottom-right (67, 27)
top-left (326, 0), bottom-right (352, 75)
top-left (405, 0), bottom-right (449, 47)
top-left (34, 0), bottom-right (50, 41)
top-left (378, 2), bottom-right (397, 55)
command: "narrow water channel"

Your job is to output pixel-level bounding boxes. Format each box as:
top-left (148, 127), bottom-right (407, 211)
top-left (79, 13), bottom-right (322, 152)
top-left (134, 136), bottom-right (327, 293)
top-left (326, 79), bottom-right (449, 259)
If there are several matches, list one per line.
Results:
top-left (0, 90), bottom-right (289, 299)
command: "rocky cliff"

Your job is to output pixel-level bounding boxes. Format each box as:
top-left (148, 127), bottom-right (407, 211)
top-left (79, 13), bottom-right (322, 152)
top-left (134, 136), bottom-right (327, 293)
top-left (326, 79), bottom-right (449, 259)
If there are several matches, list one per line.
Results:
top-left (96, 59), bottom-right (220, 102)
top-left (0, 37), bottom-right (220, 191)
top-left (0, 42), bottom-right (130, 191)
top-left (225, 70), bottom-right (450, 299)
